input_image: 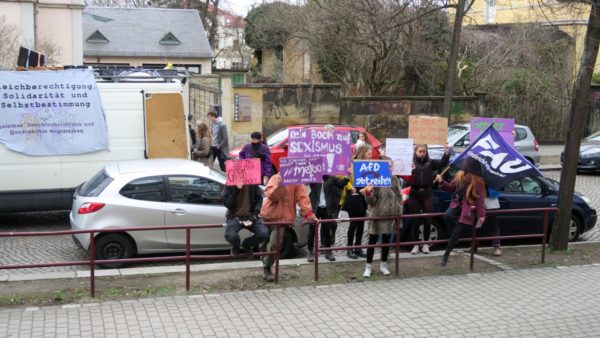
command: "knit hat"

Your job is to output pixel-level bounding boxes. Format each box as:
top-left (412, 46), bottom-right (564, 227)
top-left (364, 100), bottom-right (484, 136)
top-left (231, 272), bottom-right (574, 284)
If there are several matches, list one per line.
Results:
top-left (250, 131), bottom-right (262, 140)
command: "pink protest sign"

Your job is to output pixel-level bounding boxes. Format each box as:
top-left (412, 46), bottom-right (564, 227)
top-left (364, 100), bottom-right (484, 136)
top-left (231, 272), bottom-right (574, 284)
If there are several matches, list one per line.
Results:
top-left (225, 158), bottom-right (262, 186)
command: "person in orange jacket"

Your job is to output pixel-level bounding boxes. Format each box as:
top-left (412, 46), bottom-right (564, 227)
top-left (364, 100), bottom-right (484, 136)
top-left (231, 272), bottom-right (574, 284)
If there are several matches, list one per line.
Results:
top-left (259, 173), bottom-right (318, 282)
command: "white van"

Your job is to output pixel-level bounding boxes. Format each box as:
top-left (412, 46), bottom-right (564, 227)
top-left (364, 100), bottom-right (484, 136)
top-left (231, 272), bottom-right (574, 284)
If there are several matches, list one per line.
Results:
top-left (0, 70), bottom-right (190, 213)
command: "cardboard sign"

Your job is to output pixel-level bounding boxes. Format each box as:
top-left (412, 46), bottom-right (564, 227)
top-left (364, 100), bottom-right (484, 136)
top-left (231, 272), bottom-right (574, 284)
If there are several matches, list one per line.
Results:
top-left (287, 128), bottom-right (352, 175)
top-left (408, 115), bottom-right (448, 145)
top-left (353, 160), bottom-right (392, 187)
top-left (280, 156), bottom-right (324, 185)
top-left (470, 117), bottom-right (515, 146)
top-left (385, 138), bottom-right (413, 176)
top-left (225, 158), bottom-right (261, 186)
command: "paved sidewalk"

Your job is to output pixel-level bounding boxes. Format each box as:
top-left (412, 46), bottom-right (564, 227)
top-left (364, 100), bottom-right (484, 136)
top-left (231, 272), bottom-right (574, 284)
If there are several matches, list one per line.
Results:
top-left (2, 264), bottom-right (600, 337)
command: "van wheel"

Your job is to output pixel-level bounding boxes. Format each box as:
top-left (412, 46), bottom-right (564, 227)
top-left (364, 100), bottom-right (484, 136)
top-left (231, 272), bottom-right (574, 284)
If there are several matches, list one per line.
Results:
top-left (279, 229), bottom-right (294, 258)
top-left (94, 233), bottom-right (134, 269)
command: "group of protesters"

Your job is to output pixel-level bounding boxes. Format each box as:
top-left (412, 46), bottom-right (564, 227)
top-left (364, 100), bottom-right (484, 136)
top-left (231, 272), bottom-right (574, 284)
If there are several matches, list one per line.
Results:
top-left (219, 124), bottom-right (499, 281)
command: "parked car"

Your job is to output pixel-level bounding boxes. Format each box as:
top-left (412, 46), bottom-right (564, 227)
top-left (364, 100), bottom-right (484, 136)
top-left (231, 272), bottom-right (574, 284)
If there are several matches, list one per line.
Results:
top-left (561, 130), bottom-right (600, 173)
top-left (428, 123), bottom-right (540, 166)
top-left (229, 124), bottom-right (381, 172)
top-left (70, 159), bottom-right (309, 268)
top-left (403, 170), bottom-right (597, 244)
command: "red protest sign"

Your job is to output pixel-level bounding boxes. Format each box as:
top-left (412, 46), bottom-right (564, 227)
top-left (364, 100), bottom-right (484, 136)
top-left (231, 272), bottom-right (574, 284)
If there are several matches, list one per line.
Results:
top-left (225, 158), bottom-right (262, 186)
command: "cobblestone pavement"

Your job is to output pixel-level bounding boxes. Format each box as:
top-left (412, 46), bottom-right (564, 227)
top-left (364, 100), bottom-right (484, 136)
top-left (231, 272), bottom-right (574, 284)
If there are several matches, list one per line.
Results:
top-left (2, 264), bottom-right (600, 337)
top-left (1, 171), bottom-right (598, 277)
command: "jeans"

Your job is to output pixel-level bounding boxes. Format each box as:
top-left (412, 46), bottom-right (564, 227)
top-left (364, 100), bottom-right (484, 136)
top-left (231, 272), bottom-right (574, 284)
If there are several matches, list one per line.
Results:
top-left (347, 220), bottom-right (364, 247)
top-left (261, 225), bottom-right (285, 268)
top-left (308, 207), bottom-right (337, 251)
top-left (366, 233), bottom-right (391, 264)
top-left (211, 146), bottom-right (227, 171)
top-left (224, 217), bottom-right (269, 249)
top-left (407, 194), bottom-right (433, 241)
top-left (443, 207), bottom-right (469, 258)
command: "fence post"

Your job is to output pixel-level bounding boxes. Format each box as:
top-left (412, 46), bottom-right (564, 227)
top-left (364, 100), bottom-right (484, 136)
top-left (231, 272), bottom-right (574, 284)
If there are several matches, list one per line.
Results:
top-left (275, 225), bottom-right (281, 284)
top-left (185, 228), bottom-right (191, 291)
top-left (89, 232), bottom-right (95, 298)
top-left (541, 210), bottom-right (549, 264)
top-left (470, 223), bottom-right (476, 271)
top-left (314, 221), bottom-right (319, 281)
top-left (395, 216), bottom-right (401, 276)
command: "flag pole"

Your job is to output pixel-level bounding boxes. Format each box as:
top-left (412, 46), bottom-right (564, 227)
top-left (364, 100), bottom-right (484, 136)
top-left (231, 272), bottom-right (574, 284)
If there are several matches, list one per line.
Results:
top-left (433, 165), bottom-right (451, 184)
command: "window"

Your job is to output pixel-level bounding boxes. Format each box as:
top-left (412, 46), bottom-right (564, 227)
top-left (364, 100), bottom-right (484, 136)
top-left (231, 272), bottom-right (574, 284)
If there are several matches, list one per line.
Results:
top-left (86, 30), bottom-right (109, 43)
top-left (232, 74), bottom-right (245, 84)
top-left (120, 176), bottom-right (166, 202)
top-left (159, 32), bottom-right (181, 45)
top-left (501, 177), bottom-right (542, 194)
top-left (515, 127), bottom-right (528, 142)
top-left (79, 170), bottom-right (113, 197)
top-left (502, 180), bottom-right (522, 193)
top-left (167, 176), bottom-right (224, 205)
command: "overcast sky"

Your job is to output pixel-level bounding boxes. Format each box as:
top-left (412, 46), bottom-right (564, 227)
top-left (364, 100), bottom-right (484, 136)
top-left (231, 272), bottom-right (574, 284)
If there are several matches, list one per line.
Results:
top-left (220, 0), bottom-right (264, 17)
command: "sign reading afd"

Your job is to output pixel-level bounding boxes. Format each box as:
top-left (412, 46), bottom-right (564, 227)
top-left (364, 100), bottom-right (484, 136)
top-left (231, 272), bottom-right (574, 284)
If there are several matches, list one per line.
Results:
top-left (353, 160), bottom-right (392, 187)
top-left (0, 69), bottom-right (108, 156)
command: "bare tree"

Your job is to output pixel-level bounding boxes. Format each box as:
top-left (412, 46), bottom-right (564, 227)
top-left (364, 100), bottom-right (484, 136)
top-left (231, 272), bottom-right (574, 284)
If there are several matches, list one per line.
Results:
top-left (0, 16), bottom-right (19, 69)
top-left (37, 37), bottom-right (63, 66)
top-left (551, 0), bottom-right (600, 250)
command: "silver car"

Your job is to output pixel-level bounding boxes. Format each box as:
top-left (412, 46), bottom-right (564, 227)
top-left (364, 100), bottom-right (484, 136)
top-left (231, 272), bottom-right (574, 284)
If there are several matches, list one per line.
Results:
top-left (429, 123), bottom-right (540, 165)
top-left (70, 159), bottom-right (308, 268)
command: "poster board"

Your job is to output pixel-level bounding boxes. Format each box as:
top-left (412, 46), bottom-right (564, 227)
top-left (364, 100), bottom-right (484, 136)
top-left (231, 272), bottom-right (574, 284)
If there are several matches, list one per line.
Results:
top-left (352, 160), bottom-right (392, 187)
top-left (408, 115), bottom-right (448, 145)
top-left (470, 117), bottom-right (515, 146)
top-left (225, 158), bottom-right (261, 186)
top-left (287, 128), bottom-right (352, 175)
top-left (280, 156), bottom-right (324, 185)
top-left (386, 138), bottom-right (413, 175)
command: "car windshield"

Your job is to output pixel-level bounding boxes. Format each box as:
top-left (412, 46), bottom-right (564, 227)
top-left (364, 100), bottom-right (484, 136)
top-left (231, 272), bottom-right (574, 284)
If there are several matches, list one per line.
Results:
top-left (267, 129), bottom-right (289, 146)
top-left (586, 130), bottom-right (600, 141)
top-left (447, 126), bottom-right (468, 144)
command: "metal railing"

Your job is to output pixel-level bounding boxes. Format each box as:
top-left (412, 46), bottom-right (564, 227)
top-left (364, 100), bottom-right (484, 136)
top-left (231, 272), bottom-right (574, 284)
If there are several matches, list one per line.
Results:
top-left (0, 207), bottom-right (558, 297)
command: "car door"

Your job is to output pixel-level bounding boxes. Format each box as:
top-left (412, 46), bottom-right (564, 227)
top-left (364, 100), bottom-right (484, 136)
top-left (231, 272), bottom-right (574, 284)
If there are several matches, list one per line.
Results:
top-left (498, 177), bottom-right (550, 236)
top-left (117, 176), bottom-right (170, 253)
top-left (164, 175), bottom-right (232, 250)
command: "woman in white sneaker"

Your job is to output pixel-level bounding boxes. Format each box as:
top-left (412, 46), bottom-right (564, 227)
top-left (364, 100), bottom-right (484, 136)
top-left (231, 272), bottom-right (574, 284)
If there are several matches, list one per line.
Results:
top-left (360, 156), bottom-right (403, 277)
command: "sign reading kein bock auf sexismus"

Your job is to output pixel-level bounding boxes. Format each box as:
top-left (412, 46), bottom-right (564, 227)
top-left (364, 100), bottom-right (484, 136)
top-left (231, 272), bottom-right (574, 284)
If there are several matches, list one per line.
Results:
top-left (287, 127), bottom-right (352, 176)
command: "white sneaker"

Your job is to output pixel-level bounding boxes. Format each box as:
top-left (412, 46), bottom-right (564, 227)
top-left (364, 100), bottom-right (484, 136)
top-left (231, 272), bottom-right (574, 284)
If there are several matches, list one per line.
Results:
top-left (410, 245), bottom-right (420, 255)
top-left (380, 262), bottom-right (391, 276)
top-left (421, 244), bottom-right (430, 254)
top-left (363, 264), bottom-right (372, 278)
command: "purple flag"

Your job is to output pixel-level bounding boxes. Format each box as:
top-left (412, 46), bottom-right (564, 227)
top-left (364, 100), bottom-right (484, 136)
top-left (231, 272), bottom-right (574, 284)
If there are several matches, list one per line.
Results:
top-left (450, 125), bottom-right (542, 190)
top-left (280, 156), bottom-right (324, 185)
top-left (287, 128), bottom-right (352, 175)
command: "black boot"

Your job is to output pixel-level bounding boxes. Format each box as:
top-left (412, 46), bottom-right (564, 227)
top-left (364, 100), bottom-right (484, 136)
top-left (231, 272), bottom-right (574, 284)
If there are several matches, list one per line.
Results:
top-left (440, 255), bottom-right (449, 267)
top-left (263, 266), bottom-right (275, 282)
top-left (346, 249), bottom-right (357, 259)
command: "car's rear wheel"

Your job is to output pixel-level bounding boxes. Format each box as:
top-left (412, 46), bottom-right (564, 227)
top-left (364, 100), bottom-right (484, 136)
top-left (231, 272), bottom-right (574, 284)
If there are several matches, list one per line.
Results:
top-left (568, 215), bottom-right (581, 242)
top-left (94, 233), bottom-right (134, 269)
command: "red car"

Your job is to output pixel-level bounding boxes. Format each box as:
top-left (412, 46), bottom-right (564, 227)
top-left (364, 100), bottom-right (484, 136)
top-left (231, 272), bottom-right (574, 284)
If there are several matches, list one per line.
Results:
top-left (229, 124), bottom-right (381, 172)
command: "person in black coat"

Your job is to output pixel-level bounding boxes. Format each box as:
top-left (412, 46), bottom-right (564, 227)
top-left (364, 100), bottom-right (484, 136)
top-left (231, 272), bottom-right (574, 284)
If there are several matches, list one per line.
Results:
top-left (404, 144), bottom-right (449, 254)
top-left (308, 175), bottom-right (349, 262)
top-left (223, 184), bottom-right (269, 256)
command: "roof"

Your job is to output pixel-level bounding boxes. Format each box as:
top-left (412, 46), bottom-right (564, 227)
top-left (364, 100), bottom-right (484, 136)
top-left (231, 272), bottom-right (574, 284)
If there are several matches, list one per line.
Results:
top-left (83, 7), bottom-right (213, 58)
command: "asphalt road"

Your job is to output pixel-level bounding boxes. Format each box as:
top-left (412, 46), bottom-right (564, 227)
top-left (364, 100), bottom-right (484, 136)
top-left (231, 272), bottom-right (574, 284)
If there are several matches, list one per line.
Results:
top-left (1, 170), bottom-right (598, 277)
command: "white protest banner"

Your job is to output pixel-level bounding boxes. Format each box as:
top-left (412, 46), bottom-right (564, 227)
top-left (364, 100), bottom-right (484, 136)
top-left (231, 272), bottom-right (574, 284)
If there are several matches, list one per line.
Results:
top-left (0, 69), bottom-right (108, 156)
top-left (386, 138), bottom-right (413, 175)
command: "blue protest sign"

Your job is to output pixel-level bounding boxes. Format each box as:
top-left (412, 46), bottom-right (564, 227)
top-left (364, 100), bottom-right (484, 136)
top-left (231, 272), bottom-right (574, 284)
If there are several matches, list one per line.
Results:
top-left (352, 160), bottom-right (392, 187)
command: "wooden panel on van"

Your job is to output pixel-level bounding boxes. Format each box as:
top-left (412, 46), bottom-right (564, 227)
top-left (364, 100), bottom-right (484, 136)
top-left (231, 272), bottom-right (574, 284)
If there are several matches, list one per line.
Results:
top-left (144, 93), bottom-right (188, 159)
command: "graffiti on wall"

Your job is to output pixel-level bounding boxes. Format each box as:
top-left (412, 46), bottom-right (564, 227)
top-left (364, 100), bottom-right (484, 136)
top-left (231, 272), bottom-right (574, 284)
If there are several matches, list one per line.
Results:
top-left (263, 87), bottom-right (310, 120)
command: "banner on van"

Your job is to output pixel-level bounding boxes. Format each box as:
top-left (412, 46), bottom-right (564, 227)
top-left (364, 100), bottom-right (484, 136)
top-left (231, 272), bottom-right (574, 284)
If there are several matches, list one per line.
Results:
top-left (0, 69), bottom-right (108, 156)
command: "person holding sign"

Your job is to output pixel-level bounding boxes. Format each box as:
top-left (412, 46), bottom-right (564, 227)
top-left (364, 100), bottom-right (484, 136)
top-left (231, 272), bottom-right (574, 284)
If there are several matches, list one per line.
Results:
top-left (259, 174), bottom-right (318, 282)
top-left (239, 131), bottom-right (272, 185)
top-left (223, 183), bottom-right (268, 257)
top-left (404, 144), bottom-right (450, 255)
top-left (360, 156), bottom-right (402, 277)
top-left (435, 158), bottom-right (486, 268)
top-left (308, 175), bottom-right (349, 262)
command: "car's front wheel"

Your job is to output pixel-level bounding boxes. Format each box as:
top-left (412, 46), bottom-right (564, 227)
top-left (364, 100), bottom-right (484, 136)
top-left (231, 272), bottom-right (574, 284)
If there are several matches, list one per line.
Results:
top-left (94, 233), bottom-right (134, 269)
top-left (568, 215), bottom-right (582, 242)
